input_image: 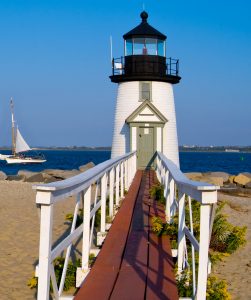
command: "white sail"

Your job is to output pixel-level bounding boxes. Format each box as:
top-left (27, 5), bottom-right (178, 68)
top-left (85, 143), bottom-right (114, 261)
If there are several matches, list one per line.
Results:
top-left (15, 127), bottom-right (31, 153)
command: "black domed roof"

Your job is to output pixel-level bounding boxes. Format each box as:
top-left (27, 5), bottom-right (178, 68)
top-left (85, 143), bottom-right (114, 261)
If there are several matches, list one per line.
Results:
top-left (123, 11), bottom-right (166, 40)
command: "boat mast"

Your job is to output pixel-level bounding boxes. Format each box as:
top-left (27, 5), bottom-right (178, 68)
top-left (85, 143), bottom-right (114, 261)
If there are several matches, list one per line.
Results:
top-left (10, 98), bottom-right (16, 156)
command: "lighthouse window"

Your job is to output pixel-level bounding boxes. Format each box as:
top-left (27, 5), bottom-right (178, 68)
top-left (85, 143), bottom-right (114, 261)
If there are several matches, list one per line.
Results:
top-left (125, 39), bottom-right (133, 56)
top-left (157, 40), bottom-right (165, 57)
top-left (133, 38), bottom-right (145, 55)
top-left (145, 38), bottom-right (157, 55)
top-left (139, 82), bottom-right (152, 101)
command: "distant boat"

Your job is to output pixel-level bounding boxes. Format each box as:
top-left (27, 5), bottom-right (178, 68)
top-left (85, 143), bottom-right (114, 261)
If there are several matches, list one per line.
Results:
top-left (5, 98), bottom-right (46, 164)
top-left (225, 149), bottom-right (240, 153)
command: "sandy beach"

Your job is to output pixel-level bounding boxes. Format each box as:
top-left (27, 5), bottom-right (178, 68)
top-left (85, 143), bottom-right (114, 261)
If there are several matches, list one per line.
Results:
top-left (0, 180), bottom-right (250, 299)
top-left (213, 192), bottom-right (251, 299)
top-left (0, 180), bottom-right (76, 300)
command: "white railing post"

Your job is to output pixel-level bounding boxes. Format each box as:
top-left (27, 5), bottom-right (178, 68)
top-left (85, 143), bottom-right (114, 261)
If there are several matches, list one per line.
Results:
top-left (188, 196), bottom-right (196, 297)
top-left (125, 159), bottom-right (128, 190)
top-left (156, 155), bottom-right (161, 181)
top-left (196, 203), bottom-right (211, 300)
top-left (177, 192), bottom-right (186, 275)
top-left (109, 168), bottom-right (115, 218)
top-left (169, 178), bottom-right (175, 220)
top-left (164, 170), bottom-right (171, 222)
top-left (100, 173), bottom-right (107, 233)
top-left (115, 164), bottom-right (120, 206)
top-left (133, 152), bottom-right (137, 174)
top-left (82, 187), bottom-right (91, 272)
top-left (37, 193), bottom-right (53, 300)
top-left (120, 162), bottom-right (124, 199)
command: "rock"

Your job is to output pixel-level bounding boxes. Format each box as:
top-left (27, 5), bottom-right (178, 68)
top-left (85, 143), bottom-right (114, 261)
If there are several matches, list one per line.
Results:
top-left (0, 171), bottom-right (7, 180)
top-left (18, 170), bottom-right (38, 180)
top-left (185, 172), bottom-right (203, 181)
top-left (245, 182), bottom-right (251, 189)
top-left (25, 173), bottom-right (46, 183)
top-left (79, 162), bottom-right (95, 172)
top-left (201, 175), bottom-right (223, 186)
top-left (207, 172), bottom-right (230, 183)
top-left (234, 173), bottom-right (251, 186)
top-left (7, 175), bottom-right (25, 181)
top-left (229, 175), bottom-right (236, 184)
top-left (43, 169), bottom-right (81, 180)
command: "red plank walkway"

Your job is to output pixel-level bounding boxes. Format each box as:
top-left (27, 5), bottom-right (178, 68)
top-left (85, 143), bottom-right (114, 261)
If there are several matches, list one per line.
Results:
top-left (75, 170), bottom-right (178, 300)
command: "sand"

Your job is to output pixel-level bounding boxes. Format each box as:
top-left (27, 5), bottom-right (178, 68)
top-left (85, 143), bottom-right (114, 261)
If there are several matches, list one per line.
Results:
top-left (0, 181), bottom-right (76, 300)
top-left (0, 180), bottom-right (250, 299)
top-left (213, 192), bottom-right (251, 300)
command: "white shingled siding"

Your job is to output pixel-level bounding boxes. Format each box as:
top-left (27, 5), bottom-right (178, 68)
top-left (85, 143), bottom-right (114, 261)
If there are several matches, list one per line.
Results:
top-left (111, 81), bottom-right (179, 167)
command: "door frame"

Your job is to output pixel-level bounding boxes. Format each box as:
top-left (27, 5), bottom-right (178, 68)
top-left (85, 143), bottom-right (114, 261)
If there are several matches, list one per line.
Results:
top-left (128, 122), bottom-right (165, 169)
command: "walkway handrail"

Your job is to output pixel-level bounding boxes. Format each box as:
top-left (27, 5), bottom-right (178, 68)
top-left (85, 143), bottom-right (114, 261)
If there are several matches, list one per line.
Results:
top-left (34, 151), bottom-right (137, 300)
top-left (156, 152), bottom-right (219, 300)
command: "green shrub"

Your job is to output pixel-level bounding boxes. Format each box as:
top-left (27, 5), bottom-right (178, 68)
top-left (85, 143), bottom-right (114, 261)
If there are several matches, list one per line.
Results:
top-left (149, 183), bottom-right (165, 204)
top-left (151, 216), bottom-right (178, 248)
top-left (53, 257), bottom-right (80, 291)
top-left (206, 276), bottom-right (231, 300)
top-left (225, 226), bottom-right (247, 254)
top-left (27, 274), bottom-right (38, 289)
top-left (176, 270), bottom-right (193, 297)
top-left (210, 203), bottom-right (246, 254)
top-left (65, 209), bottom-right (83, 227)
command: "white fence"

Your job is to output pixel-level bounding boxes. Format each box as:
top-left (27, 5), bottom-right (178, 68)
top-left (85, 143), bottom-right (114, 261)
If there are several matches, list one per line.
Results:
top-left (156, 152), bottom-right (218, 300)
top-left (34, 151), bottom-right (136, 300)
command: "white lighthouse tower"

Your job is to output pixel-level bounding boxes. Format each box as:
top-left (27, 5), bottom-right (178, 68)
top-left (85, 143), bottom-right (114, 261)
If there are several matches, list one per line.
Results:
top-left (110, 11), bottom-right (181, 169)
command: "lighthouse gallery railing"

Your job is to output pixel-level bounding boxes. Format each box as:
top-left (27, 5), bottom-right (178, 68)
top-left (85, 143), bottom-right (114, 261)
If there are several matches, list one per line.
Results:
top-left (112, 56), bottom-right (179, 76)
top-left (34, 151), bottom-right (136, 300)
top-left (156, 152), bottom-right (218, 300)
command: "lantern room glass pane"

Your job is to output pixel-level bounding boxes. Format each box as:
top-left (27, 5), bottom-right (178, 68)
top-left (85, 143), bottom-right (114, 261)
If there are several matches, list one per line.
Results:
top-left (125, 39), bottom-right (133, 56)
top-left (133, 38), bottom-right (145, 55)
top-left (157, 40), bottom-right (165, 56)
top-left (145, 38), bottom-right (157, 55)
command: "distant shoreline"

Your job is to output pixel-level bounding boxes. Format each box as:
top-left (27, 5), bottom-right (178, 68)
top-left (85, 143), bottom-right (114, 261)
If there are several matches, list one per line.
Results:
top-left (0, 146), bottom-right (251, 152)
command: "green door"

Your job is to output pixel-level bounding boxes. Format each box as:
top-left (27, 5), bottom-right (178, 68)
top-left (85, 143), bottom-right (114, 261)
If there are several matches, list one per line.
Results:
top-left (137, 127), bottom-right (154, 169)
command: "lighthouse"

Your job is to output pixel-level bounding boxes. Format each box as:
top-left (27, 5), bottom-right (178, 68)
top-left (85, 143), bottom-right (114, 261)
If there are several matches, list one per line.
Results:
top-left (110, 11), bottom-right (181, 169)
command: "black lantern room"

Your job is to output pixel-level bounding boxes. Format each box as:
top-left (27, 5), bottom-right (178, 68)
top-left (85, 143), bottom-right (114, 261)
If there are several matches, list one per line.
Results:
top-left (110, 11), bottom-right (181, 84)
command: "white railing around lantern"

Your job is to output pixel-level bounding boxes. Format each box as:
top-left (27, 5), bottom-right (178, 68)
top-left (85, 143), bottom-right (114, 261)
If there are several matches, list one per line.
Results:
top-left (156, 152), bottom-right (219, 300)
top-left (34, 151), bottom-right (136, 300)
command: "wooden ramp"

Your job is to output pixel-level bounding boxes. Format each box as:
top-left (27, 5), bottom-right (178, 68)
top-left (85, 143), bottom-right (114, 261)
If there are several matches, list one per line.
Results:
top-left (75, 170), bottom-right (178, 300)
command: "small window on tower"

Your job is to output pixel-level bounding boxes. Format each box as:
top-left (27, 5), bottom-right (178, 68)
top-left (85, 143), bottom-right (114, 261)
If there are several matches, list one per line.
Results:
top-left (139, 82), bottom-right (152, 101)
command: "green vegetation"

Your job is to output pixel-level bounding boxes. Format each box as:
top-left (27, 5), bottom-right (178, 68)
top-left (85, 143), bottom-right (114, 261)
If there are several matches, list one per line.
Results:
top-left (150, 188), bottom-right (246, 299)
top-left (27, 254), bottom-right (96, 292)
top-left (53, 257), bottom-right (80, 291)
top-left (210, 202), bottom-right (247, 255)
top-left (149, 183), bottom-right (165, 204)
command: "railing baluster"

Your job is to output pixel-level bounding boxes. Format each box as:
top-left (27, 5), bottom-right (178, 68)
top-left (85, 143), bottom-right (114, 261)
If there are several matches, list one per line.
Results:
top-left (115, 164), bottom-right (120, 206)
top-left (120, 162), bottom-right (124, 199)
top-left (50, 264), bottom-right (59, 299)
top-left (37, 193), bottom-right (53, 300)
top-left (177, 191), bottom-right (186, 275)
top-left (82, 187), bottom-right (91, 272)
top-left (188, 196), bottom-right (196, 297)
top-left (197, 204), bottom-right (211, 300)
top-left (169, 178), bottom-right (175, 220)
top-left (100, 173), bottom-right (107, 233)
top-left (59, 193), bottom-right (81, 295)
top-left (125, 159), bottom-right (128, 190)
top-left (109, 168), bottom-right (115, 218)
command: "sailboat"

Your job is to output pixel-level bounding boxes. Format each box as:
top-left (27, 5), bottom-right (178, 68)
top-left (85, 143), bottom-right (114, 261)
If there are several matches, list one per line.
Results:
top-left (5, 99), bottom-right (46, 164)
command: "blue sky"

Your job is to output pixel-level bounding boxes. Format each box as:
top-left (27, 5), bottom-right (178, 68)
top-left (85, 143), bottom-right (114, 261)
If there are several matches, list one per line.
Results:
top-left (0, 0), bottom-right (250, 147)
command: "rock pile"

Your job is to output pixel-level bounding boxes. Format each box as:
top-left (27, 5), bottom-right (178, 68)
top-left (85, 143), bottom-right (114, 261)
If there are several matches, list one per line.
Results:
top-left (1, 161), bottom-right (95, 184)
top-left (185, 171), bottom-right (251, 188)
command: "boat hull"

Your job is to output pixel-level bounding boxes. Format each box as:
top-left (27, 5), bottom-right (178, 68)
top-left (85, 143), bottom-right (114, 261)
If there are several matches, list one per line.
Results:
top-left (0, 154), bottom-right (13, 160)
top-left (6, 157), bottom-right (46, 164)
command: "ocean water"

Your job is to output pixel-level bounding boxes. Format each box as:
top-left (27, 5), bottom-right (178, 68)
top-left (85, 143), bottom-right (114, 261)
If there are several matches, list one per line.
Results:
top-left (0, 150), bottom-right (250, 175)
